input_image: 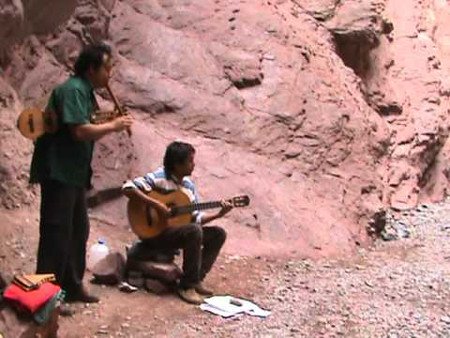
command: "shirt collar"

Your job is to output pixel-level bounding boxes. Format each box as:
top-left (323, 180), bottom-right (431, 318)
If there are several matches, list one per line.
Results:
top-left (83, 78), bottom-right (94, 93)
top-left (170, 173), bottom-right (183, 185)
top-left (74, 75), bottom-right (94, 93)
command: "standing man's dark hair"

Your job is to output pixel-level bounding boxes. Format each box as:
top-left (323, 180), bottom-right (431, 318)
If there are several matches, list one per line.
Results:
top-left (74, 43), bottom-right (112, 77)
top-left (164, 141), bottom-right (196, 177)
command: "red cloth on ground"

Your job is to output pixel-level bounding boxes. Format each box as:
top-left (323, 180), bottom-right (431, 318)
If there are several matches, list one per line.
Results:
top-left (3, 282), bottom-right (61, 313)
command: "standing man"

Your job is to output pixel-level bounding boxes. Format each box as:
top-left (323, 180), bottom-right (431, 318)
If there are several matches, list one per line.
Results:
top-left (30, 43), bottom-right (133, 303)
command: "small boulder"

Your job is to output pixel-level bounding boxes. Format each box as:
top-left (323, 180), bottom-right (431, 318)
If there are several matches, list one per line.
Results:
top-left (126, 260), bottom-right (182, 283)
top-left (144, 279), bottom-right (172, 295)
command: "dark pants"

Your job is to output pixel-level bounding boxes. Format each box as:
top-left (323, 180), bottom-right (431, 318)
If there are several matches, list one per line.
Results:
top-left (139, 224), bottom-right (226, 288)
top-left (36, 179), bottom-right (90, 296)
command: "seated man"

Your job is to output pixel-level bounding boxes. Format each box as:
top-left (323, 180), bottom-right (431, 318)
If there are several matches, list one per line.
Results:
top-left (122, 141), bottom-right (232, 304)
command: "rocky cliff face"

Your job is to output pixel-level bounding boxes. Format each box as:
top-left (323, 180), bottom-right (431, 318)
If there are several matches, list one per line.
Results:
top-left (0, 0), bottom-right (449, 257)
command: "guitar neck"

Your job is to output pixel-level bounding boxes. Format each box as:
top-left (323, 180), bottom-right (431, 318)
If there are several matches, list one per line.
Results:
top-left (174, 201), bottom-right (223, 215)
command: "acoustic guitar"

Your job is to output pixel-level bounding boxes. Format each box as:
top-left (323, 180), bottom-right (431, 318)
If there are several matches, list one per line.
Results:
top-left (16, 84), bottom-right (129, 140)
top-left (16, 108), bottom-right (120, 140)
top-left (127, 188), bottom-right (250, 239)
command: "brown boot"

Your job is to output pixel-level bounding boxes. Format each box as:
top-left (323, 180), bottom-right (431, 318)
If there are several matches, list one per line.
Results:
top-left (177, 288), bottom-right (204, 305)
top-left (195, 283), bottom-right (214, 296)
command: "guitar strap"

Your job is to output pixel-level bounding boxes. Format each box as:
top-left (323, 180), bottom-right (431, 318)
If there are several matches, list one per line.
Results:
top-left (90, 90), bottom-right (100, 114)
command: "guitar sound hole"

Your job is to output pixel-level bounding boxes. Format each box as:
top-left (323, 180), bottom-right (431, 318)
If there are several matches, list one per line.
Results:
top-left (145, 206), bottom-right (154, 228)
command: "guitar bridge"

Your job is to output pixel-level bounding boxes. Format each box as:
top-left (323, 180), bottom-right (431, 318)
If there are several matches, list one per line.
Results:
top-left (27, 115), bottom-right (34, 133)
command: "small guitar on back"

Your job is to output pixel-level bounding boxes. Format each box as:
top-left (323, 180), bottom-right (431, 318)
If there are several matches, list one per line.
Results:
top-left (16, 84), bottom-right (129, 140)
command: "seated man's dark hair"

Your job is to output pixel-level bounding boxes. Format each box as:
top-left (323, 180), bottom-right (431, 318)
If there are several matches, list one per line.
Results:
top-left (164, 141), bottom-right (196, 177)
top-left (74, 42), bottom-right (112, 77)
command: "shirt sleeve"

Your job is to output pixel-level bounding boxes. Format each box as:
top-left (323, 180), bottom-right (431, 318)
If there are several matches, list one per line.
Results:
top-left (189, 181), bottom-right (204, 225)
top-left (122, 174), bottom-right (154, 192)
top-left (194, 211), bottom-right (204, 225)
top-left (45, 91), bottom-right (56, 113)
top-left (60, 88), bottom-right (90, 125)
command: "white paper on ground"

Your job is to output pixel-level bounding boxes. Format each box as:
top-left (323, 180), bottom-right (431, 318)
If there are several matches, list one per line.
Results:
top-left (201, 296), bottom-right (271, 318)
top-left (199, 303), bottom-right (239, 318)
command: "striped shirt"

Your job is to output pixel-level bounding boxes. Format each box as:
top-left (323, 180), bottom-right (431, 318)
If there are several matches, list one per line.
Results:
top-left (122, 167), bottom-right (204, 224)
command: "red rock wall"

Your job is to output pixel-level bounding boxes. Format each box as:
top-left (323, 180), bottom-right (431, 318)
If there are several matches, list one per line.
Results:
top-left (367, 0), bottom-right (450, 210)
top-left (0, 0), bottom-right (448, 257)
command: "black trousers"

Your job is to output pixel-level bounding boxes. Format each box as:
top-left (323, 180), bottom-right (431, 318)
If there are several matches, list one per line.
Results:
top-left (138, 224), bottom-right (226, 288)
top-left (36, 179), bottom-right (89, 295)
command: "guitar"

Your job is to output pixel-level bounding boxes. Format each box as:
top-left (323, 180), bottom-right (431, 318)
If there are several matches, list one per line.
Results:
top-left (16, 84), bottom-right (129, 140)
top-left (16, 108), bottom-right (121, 140)
top-left (127, 188), bottom-right (250, 239)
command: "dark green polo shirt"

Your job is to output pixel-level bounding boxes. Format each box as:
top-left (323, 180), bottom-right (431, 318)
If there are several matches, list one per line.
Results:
top-left (30, 76), bottom-right (96, 187)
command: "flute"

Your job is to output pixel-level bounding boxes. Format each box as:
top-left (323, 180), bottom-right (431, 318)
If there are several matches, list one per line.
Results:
top-left (105, 83), bottom-right (132, 137)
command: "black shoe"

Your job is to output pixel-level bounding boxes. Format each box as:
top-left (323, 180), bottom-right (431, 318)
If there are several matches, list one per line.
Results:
top-left (65, 289), bottom-right (99, 303)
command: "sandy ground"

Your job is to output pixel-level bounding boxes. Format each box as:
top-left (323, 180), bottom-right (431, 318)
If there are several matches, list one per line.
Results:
top-left (1, 198), bottom-right (449, 337)
top-left (58, 200), bottom-right (450, 337)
